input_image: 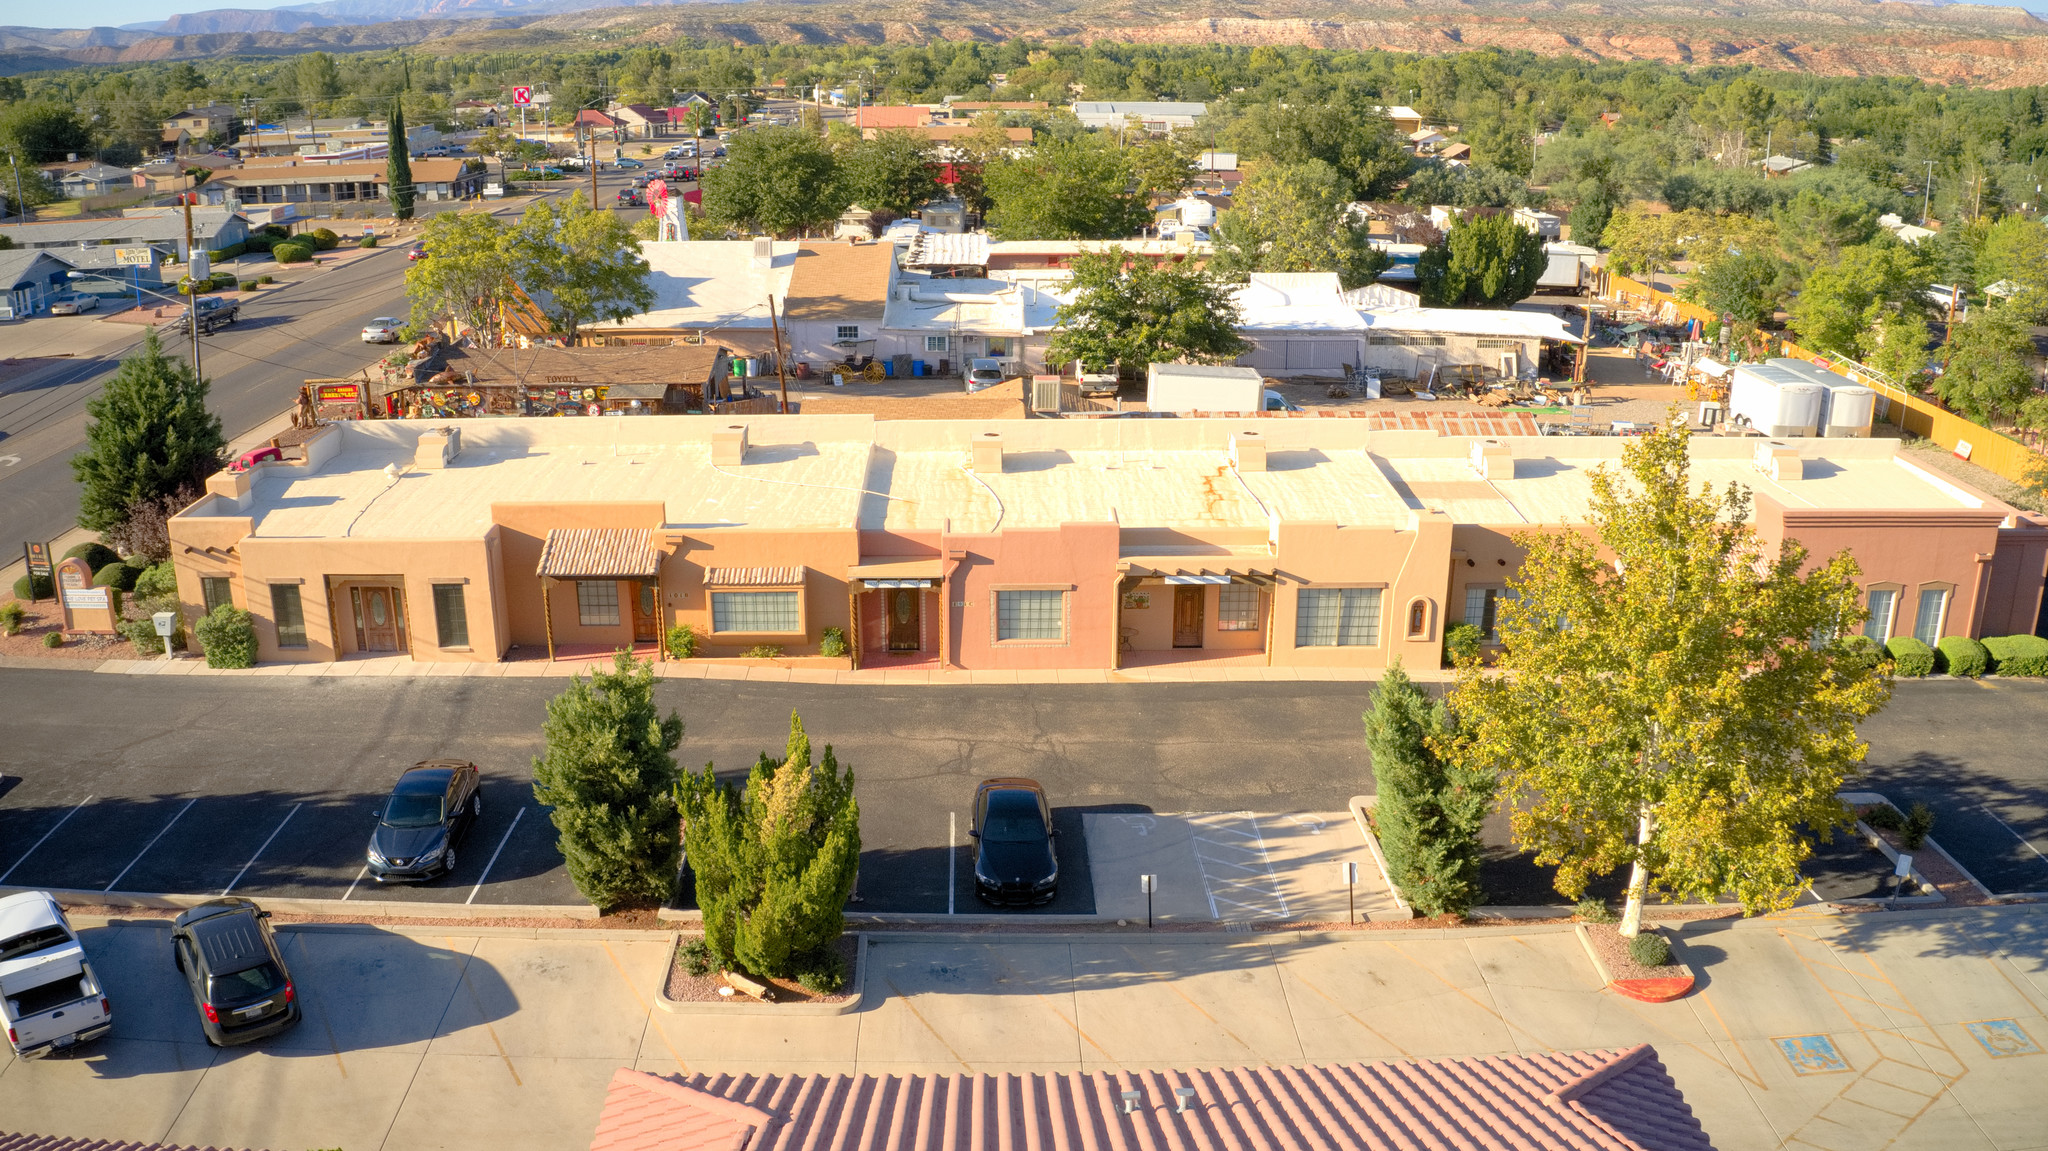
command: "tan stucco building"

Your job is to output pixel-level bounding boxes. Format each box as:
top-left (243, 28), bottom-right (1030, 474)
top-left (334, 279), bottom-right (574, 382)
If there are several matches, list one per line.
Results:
top-left (167, 418), bottom-right (2048, 670)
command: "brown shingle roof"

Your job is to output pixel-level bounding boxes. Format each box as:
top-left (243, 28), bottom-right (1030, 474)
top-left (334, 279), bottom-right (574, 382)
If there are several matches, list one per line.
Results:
top-left (783, 242), bottom-right (896, 321)
top-left (590, 1047), bottom-right (1715, 1151)
top-left (537, 528), bottom-right (662, 580)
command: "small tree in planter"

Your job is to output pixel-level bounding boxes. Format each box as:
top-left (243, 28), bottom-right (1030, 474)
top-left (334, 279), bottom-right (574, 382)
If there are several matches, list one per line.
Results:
top-left (678, 712), bottom-right (860, 982)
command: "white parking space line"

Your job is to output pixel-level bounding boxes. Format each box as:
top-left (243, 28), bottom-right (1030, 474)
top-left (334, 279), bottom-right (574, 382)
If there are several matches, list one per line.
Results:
top-left (342, 865), bottom-right (367, 901)
top-left (466, 807), bottom-right (524, 905)
top-left (221, 803), bottom-right (301, 895)
top-left (1982, 802), bottom-right (2048, 863)
top-left (105, 798), bottom-right (197, 892)
top-left (1185, 811), bottom-right (1290, 920)
top-left (949, 811), bottom-right (957, 916)
top-left (0, 794), bottom-right (92, 884)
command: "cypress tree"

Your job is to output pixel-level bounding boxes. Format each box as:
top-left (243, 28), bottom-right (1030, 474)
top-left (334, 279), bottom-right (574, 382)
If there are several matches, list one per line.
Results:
top-left (387, 96), bottom-right (414, 220)
top-left (678, 712), bottom-right (861, 978)
top-left (69, 328), bottom-right (225, 534)
top-left (1365, 659), bottom-right (1491, 917)
top-left (532, 652), bottom-right (684, 910)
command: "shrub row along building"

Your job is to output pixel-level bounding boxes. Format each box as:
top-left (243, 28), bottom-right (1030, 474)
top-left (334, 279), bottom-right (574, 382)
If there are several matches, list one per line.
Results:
top-left (165, 415), bottom-right (2048, 669)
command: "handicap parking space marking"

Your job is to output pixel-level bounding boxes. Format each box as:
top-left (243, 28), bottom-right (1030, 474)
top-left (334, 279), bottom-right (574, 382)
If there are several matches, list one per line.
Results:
top-left (0, 794), bottom-right (92, 884)
top-left (1963, 1019), bottom-right (2042, 1058)
top-left (1774, 1033), bottom-right (1852, 1075)
top-left (105, 797), bottom-right (197, 892)
top-left (1184, 811), bottom-right (1290, 920)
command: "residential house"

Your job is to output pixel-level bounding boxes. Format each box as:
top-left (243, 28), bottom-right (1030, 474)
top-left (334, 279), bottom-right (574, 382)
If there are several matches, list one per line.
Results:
top-left (1879, 212), bottom-right (1939, 245)
top-left (1763, 155), bottom-right (1813, 178)
top-left (857, 105), bottom-right (945, 133)
top-left (160, 126), bottom-right (193, 155)
top-left (59, 163), bottom-right (134, 199)
top-left (779, 241), bottom-right (898, 368)
top-left (453, 100), bottom-right (500, 126)
top-left (1372, 104), bottom-right (1426, 135)
top-left (1514, 206), bottom-right (1564, 241)
top-left (879, 269), bottom-right (1065, 374)
top-left (162, 104), bottom-right (237, 144)
top-left (211, 157), bottom-right (481, 206)
top-left (0, 249), bottom-right (78, 319)
top-left (1437, 142), bottom-right (1472, 164)
top-left (1408, 128), bottom-right (1448, 153)
top-left (606, 103), bottom-right (669, 137)
top-left (1358, 304), bottom-right (1584, 379)
top-left (1071, 101), bottom-right (1207, 132)
top-left (0, 206), bottom-right (250, 266)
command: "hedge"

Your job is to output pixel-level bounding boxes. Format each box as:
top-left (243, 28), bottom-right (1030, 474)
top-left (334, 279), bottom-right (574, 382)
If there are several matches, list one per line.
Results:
top-left (272, 242), bottom-right (314, 264)
top-left (1936, 636), bottom-right (1989, 677)
top-left (1986, 634), bottom-right (2048, 677)
top-left (243, 232), bottom-right (276, 252)
top-left (1841, 634), bottom-right (1886, 672)
top-left (194, 604), bottom-right (258, 669)
top-left (92, 562), bottom-right (138, 591)
top-left (308, 227), bottom-right (340, 251)
top-left (11, 573), bottom-right (53, 600)
top-left (207, 241), bottom-right (247, 262)
top-left (64, 541), bottom-right (120, 570)
top-left (1884, 636), bottom-right (1936, 677)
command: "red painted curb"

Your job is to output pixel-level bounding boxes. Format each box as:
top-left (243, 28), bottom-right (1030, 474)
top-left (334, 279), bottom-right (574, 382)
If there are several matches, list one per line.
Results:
top-left (1610, 975), bottom-right (1694, 1002)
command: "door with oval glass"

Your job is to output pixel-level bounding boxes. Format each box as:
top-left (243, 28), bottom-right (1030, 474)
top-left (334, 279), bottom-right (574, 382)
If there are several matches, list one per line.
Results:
top-left (632, 581), bottom-right (660, 644)
top-left (353, 585), bottom-right (407, 652)
top-left (888, 587), bottom-right (921, 651)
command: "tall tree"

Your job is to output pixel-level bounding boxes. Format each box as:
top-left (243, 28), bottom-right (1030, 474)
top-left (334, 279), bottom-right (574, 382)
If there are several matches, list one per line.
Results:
top-left (947, 112), bottom-right (1017, 216)
top-left (1225, 102), bottom-right (1412, 201)
top-left (1936, 306), bottom-right (2038, 425)
top-left (386, 96), bottom-right (415, 221)
top-left (700, 124), bottom-right (849, 238)
top-left (1771, 189), bottom-right (1878, 267)
top-left (1787, 241), bottom-right (1932, 358)
top-left (1864, 310), bottom-right (1934, 392)
top-left (836, 127), bottom-right (941, 218)
top-left (1687, 249), bottom-right (1791, 327)
top-left (70, 329), bottom-right (225, 535)
top-left (532, 652), bottom-right (685, 911)
top-left (404, 209), bottom-right (513, 338)
top-left (1047, 252), bottom-right (1247, 373)
top-left (677, 712), bottom-right (861, 979)
top-left (1211, 160), bottom-right (1387, 289)
top-left (984, 134), bottom-right (1151, 240)
top-left (1415, 213), bottom-right (1547, 307)
top-left (504, 191), bottom-right (656, 342)
top-left (1447, 420), bottom-right (1889, 936)
top-left (1365, 659), bottom-right (1491, 917)
top-left (1975, 215), bottom-right (2048, 321)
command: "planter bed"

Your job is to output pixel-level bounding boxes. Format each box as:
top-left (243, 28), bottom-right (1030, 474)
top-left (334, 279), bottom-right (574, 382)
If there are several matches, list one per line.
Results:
top-left (663, 931), bottom-right (860, 1006)
top-left (1576, 921), bottom-right (1696, 1002)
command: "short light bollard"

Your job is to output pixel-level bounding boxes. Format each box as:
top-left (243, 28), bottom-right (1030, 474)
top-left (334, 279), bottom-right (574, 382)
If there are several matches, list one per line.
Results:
top-left (1339, 860), bottom-right (1358, 924)
top-left (1140, 873), bottom-right (1156, 929)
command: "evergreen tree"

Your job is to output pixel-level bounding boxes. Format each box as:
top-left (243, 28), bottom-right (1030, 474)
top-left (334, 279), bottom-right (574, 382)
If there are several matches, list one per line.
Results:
top-left (1415, 213), bottom-right (1547, 307)
top-left (387, 96), bottom-right (414, 221)
top-left (1365, 659), bottom-right (1491, 917)
top-left (532, 652), bottom-right (684, 910)
top-left (678, 712), bottom-right (861, 978)
top-left (69, 328), bottom-right (224, 534)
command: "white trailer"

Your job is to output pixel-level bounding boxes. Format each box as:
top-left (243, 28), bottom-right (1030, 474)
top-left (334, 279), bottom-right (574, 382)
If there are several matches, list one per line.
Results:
top-left (1146, 363), bottom-right (1265, 413)
top-left (1765, 357), bottom-right (1876, 438)
top-left (1728, 363), bottom-right (1825, 437)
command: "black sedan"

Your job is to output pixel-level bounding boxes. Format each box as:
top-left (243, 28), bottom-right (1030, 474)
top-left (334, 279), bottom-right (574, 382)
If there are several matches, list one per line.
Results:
top-left (170, 898), bottom-right (300, 1047)
top-left (367, 760), bottom-right (482, 882)
top-left (970, 778), bottom-right (1059, 907)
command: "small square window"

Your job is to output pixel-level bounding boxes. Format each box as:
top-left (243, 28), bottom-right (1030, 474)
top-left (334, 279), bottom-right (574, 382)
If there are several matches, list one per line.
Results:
top-left (996, 589), bottom-right (1064, 641)
top-left (201, 576), bottom-right (233, 615)
top-left (577, 581), bottom-right (620, 627)
top-left (1217, 585), bottom-right (1261, 631)
top-left (433, 584), bottom-right (470, 648)
top-left (271, 585), bottom-right (306, 649)
top-left (836, 325), bottom-right (860, 341)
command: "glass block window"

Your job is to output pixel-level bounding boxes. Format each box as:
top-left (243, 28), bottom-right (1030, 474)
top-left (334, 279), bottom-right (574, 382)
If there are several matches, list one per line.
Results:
top-left (1464, 586), bottom-right (1516, 640)
top-left (577, 580), bottom-right (620, 627)
top-left (996, 589), bottom-right (1064, 641)
top-left (1295, 588), bottom-right (1383, 647)
top-left (1864, 589), bottom-right (1896, 642)
top-left (1913, 588), bottom-right (1947, 646)
top-left (201, 576), bottom-right (233, 615)
top-left (433, 584), bottom-right (470, 648)
top-left (711, 590), bottom-right (800, 633)
top-left (271, 585), bottom-right (306, 649)
top-left (1217, 585), bottom-right (1262, 631)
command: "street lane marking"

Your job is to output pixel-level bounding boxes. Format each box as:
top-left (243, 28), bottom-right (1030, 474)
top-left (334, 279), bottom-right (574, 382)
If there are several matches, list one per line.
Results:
top-left (466, 807), bottom-right (524, 904)
top-left (948, 811), bottom-right (956, 916)
top-left (342, 865), bottom-right (367, 901)
top-left (0, 794), bottom-right (92, 883)
top-left (105, 797), bottom-right (196, 892)
top-left (222, 802), bottom-right (301, 895)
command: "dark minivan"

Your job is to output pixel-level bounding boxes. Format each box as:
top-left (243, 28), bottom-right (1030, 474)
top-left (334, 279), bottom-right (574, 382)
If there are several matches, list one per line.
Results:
top-left (970, 778), bottom-right (1059, 907)
top-left (170, 898), bottom-right (300, 1047)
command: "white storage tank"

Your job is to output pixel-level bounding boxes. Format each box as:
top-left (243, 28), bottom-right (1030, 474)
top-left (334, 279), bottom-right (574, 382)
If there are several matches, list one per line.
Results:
top-left (1766, 357), bottom-right (1874, 437)
top-left (1728, 364), bottom-right (1824, 437)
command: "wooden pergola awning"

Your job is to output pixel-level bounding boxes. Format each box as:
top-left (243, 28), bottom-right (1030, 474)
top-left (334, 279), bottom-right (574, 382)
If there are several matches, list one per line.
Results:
top-left (848, 557), bottom-right (943, 588)
top-left (1118, 556), bottom-right (1277, 585)
top-left (536, 528), bottom-right (662, 580)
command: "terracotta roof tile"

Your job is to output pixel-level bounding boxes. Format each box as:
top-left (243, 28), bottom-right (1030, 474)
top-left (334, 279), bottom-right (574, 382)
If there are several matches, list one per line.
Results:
top-left (590, 1048), bottom-right (1714, 1151)
top-left (537, 528), bottom-right (662, 579)
top-left (0, 1135), bottom-right (268, 1151)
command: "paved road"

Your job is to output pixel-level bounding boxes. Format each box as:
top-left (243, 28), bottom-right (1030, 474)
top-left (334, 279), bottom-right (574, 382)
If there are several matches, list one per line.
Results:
top-left (1, 670), bottom-right (2042, 909)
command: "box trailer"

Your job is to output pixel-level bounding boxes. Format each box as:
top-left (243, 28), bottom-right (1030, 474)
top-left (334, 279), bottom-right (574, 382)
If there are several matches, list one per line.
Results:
top-left (1728, 363), bottom-right (1825, 437)
top-left (1146, 363), bottom-right (1265, 413)
top-left (1765, 358), bottom-right (1875, 438)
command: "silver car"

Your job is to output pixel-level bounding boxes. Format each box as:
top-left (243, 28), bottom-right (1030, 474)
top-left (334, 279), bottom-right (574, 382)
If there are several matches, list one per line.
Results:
top-left (48, 292), bottom-right (99, 315)
top-left (361, 317), bottom-right (404, 343)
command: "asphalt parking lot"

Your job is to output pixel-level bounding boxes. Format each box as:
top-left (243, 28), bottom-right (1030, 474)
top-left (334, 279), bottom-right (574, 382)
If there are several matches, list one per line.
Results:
top-left (1, 670), bottom-right (2043, 909)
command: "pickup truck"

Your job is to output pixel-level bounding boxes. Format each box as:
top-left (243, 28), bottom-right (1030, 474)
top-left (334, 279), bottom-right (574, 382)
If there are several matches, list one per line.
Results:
top-left (1, 891), bottom-right (112, 1059)
top-left (165, 296), bottom-right (240, 335)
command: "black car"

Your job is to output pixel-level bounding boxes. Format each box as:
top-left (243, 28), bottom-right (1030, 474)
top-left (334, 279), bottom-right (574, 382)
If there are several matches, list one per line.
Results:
top-left (170, 898), bottom-right (300, 1047)
top-left (367, 759), bottom-right (482, 882)
top-left (970, 777), bottom-right (1059, 907)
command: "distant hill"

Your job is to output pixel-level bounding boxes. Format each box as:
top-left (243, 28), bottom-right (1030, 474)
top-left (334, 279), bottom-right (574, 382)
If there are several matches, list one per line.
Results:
top-left (7, 0), bottom-right (2048, 87)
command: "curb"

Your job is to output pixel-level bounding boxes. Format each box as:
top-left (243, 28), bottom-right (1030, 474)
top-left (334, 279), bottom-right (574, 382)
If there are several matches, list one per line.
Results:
top-left (653, 932), bottom-right (868, 1016)
top-left (1348, 794), bottom-right (1412, 921)
top-left (1574, 922), bottom-right (1696, 1003)
top-left (1839, 790), bottom-right (1994, 902)
top-left (14, 886), bottom-right (601, 921)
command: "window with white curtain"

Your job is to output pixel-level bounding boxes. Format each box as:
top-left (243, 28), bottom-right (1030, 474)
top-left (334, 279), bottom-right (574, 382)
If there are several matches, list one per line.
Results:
top-left (711, 591), bottom-right (801, 633)
top-left (1913, 588), bottom-right (1948, 646)
top-left (1295, 588), bottom-right (1382, 647)
top-left (1864, 589), bottom-right (1897, 642)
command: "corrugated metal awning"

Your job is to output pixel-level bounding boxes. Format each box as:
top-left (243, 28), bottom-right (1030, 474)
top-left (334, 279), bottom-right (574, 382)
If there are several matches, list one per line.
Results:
top-left (847, 557), bottom-right (944, 580)
top-left (536, 528), bottom-right (662, 580)
top-left (704, 565), bottom-right (807, 588)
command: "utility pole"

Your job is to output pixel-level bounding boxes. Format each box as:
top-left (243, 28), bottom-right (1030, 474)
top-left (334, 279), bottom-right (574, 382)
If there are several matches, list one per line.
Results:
top-left (1922, 160), bottom-right (1935, 225)
top-left (181, 194), bottom-right (202, 378)
top-left (768, 295), bottom-right (791, 414)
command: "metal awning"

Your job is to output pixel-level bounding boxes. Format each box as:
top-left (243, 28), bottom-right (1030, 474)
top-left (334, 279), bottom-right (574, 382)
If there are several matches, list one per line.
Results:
top-left (704, 565), bottom-right (807, 588)
top-left (603, 382), bottom-right (672, 400)
top-left (848, 557), bottom-right (944, 585)
top-left (1118, 556), bottom-right (1276, 585)
top-left (536, 528), bottom-right (661, 580)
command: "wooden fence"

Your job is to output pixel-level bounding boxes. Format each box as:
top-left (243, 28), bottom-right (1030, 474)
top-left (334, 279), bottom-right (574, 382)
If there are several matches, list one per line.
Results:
top-left (1605, 273), bottom-right (2042, 486)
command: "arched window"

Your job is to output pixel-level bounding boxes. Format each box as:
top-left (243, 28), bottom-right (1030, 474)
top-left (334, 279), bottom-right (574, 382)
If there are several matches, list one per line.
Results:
top-left (1405, 597), bottom-right (1434, 641)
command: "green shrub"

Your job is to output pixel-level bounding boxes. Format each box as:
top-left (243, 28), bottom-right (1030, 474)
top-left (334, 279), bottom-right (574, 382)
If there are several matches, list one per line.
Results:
top-left (119, 614), bottom-right (185, 656)
top-left (42, 631), bottom-right (62, 648)
top-left (0, 601), bottom-right (25, 635)
top-left (741, 644), bottom-right (785, 659)
top-left (679, 938), bottom-right (715, 977)
top-left (308, 227), bottom-right (340, 251)
top-left (259, 274), bottom-right (274, 284)
top-left (206, 241), bottom-right (246, 262)
top-left (1902, 801), bottom-right (1936, 851)
top-left (239, 280), bottom-right (258, 292)
top-left (131, 561), bottom-right (179, 600)
top-left (209, 272), bottom-right (237, 290)
top-left (1627, 930), bottom-right (1672, 967)
top-left (359, 235), bottom-right (379, 249)
top-left (243, 232), bottom-right (276, 252)
top-left (92, 562), bottom-right (138, 591)
top-left (1841, 634), bottom-right (1887, 672)
top-left (271, 242), bottom-right (314, 264)
top-left (1986, 634), bottom-right (2048, 677)
top-left (64, 541), bottom-right (120, 570)
top-left (819, 626), bottom-right (849, 658)
top-left (1936, 636), bottom-right (1989, 677)
top-left (1885, 636), bottom-right (1935, 677)
top-left (262, 224), bottom-right (290, 239)
top-left (193, 603), bottom-right (258, 668)
top-left (12, 573), bottom-right (53, 600)
top-left (1863, 804), bottom-right (1904, 832)
top-left (1575, 896), bottom-right (1616, 924)
top-left (794, 944), bottom-right (846, 995)
top-left (1443, 622), bottom-right (1482, 666)
top-left (664, 622), bottom-right (697, 660)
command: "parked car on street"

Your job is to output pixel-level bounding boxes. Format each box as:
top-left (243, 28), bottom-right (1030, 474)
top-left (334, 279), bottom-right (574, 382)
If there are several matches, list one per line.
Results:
top-left (361, 317), bottom-right (404, 343)
top-left (164, 295), bottom-right (238, 335)
top-left (615, 158), bottom-right (645, 169)
top-left (1, 891), bottom-right (112, 1059)
top-left (366, 759), bottom-right (483, 883)
top-left (617, 188), bottom-right (645, 206)
top-left (970, 778), bottom-right (1059, 907)
top-left (408, 246), bottom-right (429, 262)
top-left (170, 898), bottom-right (299, 1047)
top-left (47, 292), bottom-right (99, 315)
top-left (967, 358), bottom-right (1006, 391)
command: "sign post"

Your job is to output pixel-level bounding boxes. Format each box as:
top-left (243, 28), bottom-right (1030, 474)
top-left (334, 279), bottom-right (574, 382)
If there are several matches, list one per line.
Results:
top-left (1891, 852), bottom-right (1914, 905)
top-left (22, 541), bottom-right (53, 602)
top-left (1140, 874), bottom-right (1156, 929)
top-left (512, 86), bottom-right (532, 145)
top-left (1339, 861), bottom-right (1359, 924)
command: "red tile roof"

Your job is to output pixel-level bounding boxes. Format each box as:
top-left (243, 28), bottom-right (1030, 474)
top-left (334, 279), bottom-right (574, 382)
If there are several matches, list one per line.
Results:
top-left (0, 1135), bottom-right (266, 1151)
top-left (590, 1046), bottom-right (1715, 1151)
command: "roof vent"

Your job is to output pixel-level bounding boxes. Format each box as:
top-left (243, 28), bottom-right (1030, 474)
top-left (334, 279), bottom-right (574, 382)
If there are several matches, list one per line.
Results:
top-left (1230, 430), bottom-right (1266, 473)
top-left (714, 423), bottom-right (748, 466)
top-left (1174, 1087), bottom-right (1197, 1114)
top-left (1468, 438), bottom-right (1512, 480)
top-left (752, 236), bottom-right (774, 267)
top-left (414, 425), bottom-right (460, 470)
top-left (1120, 1090), bottom-right (1142, 1115)
top-left (1753, 440), bottom-right (1804, 482)
top-left (971, 430), bottom-right (1004, 474)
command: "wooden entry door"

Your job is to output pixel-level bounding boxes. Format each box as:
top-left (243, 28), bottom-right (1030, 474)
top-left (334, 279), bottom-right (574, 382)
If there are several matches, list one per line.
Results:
top-left (355, 585), bottom-right (406, 652)
top-left (888, 588), bottom-right (921, 651)
top-left (1173, 585), bottom-right (1205, 648)
top-left (632, 582), bottom-right (660, 643)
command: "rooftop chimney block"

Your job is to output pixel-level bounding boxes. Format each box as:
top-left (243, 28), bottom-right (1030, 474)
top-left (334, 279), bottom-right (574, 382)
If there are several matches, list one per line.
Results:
top-left (1230, 430), bottom-right (1267, 473)
top-left (1469, 439), bottom-right (1512, 481)
top-left (1753, 440), bottom-right (1804, 482)
top-left (713, 423), bottom-right (748, 466)
top-left (414, 425), bottom-right (461, 470)
top-left (971, 431), bottom-right (1004, 474)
